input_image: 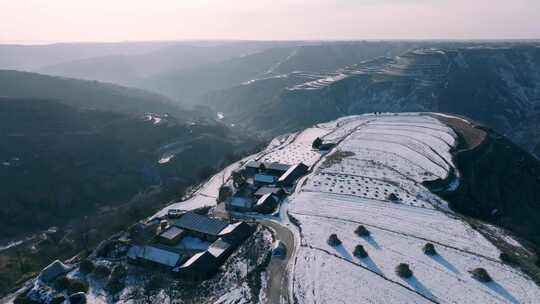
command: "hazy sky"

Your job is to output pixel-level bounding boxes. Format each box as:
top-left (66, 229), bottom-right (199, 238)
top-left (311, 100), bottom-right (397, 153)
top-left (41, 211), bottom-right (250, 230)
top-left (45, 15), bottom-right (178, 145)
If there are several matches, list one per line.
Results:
top-left (1, 0), bottom-right (539, 43)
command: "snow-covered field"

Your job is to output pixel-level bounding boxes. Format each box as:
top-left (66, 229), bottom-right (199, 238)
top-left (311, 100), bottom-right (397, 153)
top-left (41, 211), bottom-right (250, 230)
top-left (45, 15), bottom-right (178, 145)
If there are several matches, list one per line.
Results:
top-left (285, 113), bottom-right (540, 303)
top-left (8, 113), bottom-right (540, 304)
top-left (258, 127), bottom-right (331, 166)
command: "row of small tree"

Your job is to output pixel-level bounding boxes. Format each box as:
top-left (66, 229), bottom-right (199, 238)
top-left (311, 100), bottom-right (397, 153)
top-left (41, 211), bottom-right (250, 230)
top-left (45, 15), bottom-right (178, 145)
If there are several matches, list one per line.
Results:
top-left (327, 229), bottom-right (494, 282)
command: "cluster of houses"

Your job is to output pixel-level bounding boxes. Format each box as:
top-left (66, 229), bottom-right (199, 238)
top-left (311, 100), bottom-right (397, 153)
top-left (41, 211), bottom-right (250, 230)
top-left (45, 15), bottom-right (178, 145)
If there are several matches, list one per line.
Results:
top-left (126, 160), bottom-right (309, 279)
top-left (224, 161), bottom-right (309, 214)
top-left (127, 211), bottom-right (253, 279)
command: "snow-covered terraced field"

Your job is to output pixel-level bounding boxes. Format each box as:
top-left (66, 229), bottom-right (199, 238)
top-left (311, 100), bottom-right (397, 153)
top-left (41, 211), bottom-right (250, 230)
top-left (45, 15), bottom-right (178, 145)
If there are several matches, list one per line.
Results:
top-left (296, 215), bottom-right (538, 304)
top-left (285, 113), bottom-right (540, 303)
top-left (288, 72), bottom-right (349, 90)
top-left (304, 171), bottom-right (433, 209)
top-left (259, 126), bottom-right (332, 166)
top-left (318, 115), bottom-right (371, 143)
top-left (294, 248), bottom-right (433, 304)
top-left (291, 192), bottom-right (498, 259)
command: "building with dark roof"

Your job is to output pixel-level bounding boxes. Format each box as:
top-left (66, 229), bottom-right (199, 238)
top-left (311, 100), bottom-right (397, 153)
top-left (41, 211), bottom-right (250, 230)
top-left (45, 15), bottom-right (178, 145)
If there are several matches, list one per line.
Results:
top-left (224, 196), bottom-right (255, 213)
top-left (219, 221), bottom-right (254, 243)
top-left (173, 251), bottom-right (217, 279)
top-left (207, 238), bottom-right (233, 261)
top-left (254, 174), bottom-right (277, 186)
top-left (245, 160), bottom-right (290, 177)
top-left (172, 212), bottom-right (229, 241)
top-left (39, 260), bottom-right (72, 283)
top-left (277, 162), bottom-right (309, 187)
top-left (265, 162), bottom-right (291, 176)
top-left (127, 244), bottom-right (185, 268)
top-left (157, 226), bottom-right (186, 245)
top-left (245, 160), bottom-right (262, 170)
top-left (245, 160), bottom-right (264, 176)
top-left (254, 193), bottom-right (279, 214)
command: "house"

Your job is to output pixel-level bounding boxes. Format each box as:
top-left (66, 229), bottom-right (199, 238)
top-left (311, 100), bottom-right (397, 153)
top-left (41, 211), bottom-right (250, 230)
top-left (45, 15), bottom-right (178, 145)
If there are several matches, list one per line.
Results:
top-left (167, 208), bottom-right (184, 218)
top-left (127, 244), bottom-right (185, 268)
top-left (173, 251), bottom-right (217, 279)
top-left (277, 162), bottom-right (309, 187)
top-left (172, 212), bottom-right (229, 242)
top-left (174, 236), bottom-right (210, 254)
top-left (254, 174), bottom-right (277, 186)
top-left (272, 240), bottom-right (287, 257)
top-left (157, 226), bottom-right (186, 246)
top-left (38, 260), bottom-right (72, 283)
top-left (219, 221), bottom-right (254, 243)
top-left (254, 186), bottom-right (285, 199)
top-left (173, 221), bottom-right (254, 279)
top-left (245, 161), bottom-right (290, 177)
top-left (265, 162), bottom-right (291, 176)
top-left (245, 160), bottom-right (263, 175)
top-left (254, 193), bottom-right (279, 214)
top-left (224, 196), bottom-right (255, 212)
top-left (207, 238), bottom-right (233, 261)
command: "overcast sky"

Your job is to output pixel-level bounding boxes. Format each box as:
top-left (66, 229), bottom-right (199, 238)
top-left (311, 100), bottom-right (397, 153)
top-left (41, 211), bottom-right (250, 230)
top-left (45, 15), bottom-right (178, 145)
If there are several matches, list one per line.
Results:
top-left (1, 0), bottom-right (539, 43)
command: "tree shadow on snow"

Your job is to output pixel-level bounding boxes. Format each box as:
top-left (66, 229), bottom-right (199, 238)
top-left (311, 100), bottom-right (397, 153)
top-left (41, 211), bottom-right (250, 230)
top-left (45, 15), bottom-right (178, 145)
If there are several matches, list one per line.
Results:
top-left (404, 276), bottom-right (436, 301)
top-left (430, 254), bottom-right (460, 274)
top-left (333, 244), bottom-right (353, 260)
top-left (363, 236), bottom-right (381, 250)
top-left (357, 256), bottom-right (383, 275)
top-left (484, 281), bottom-right (520, 304)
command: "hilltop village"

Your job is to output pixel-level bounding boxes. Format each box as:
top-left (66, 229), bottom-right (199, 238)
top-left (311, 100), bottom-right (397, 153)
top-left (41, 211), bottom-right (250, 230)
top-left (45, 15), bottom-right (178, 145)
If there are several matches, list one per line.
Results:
top-left (16, 136), bottom-right (319, 304)
top-left (11, 113), bottom-right (540, 304)
top-left (126, 159), bottom-right (309, 276)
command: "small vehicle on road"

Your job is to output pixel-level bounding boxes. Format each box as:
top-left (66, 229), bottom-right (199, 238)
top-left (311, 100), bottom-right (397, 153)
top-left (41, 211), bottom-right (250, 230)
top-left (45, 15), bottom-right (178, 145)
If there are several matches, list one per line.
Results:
top-left (272, 240), bottom-right (287, 257)
top-left (167, 209), bottom-right (184, 218)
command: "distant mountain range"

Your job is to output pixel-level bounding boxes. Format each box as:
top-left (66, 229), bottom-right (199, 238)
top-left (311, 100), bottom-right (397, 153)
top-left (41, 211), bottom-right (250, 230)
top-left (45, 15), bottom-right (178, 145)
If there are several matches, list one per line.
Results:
top-left (36, 42), bottom-right (307, 86)
top-left (138, 42), bottom-right (427, 102)
top-left (0, 41), bottom-right (178, 71)
top-left (201, 44), bottom-right (540, 158)
top-left (4, 41), bottom-right (540, 159)
top-left (0, 70), bottom-right (183, 116)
